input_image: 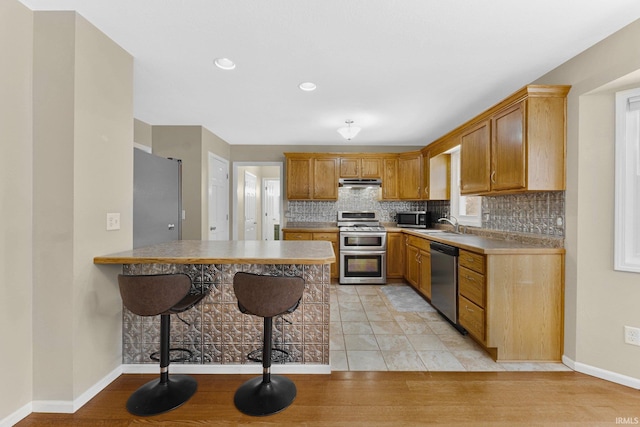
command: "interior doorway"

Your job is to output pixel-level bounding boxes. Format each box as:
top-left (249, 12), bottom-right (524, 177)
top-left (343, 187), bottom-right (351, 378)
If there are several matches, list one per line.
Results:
top-left (208, 152), bottom-right (229, 240)
top-left (233, 162), bottom-right (283, 240)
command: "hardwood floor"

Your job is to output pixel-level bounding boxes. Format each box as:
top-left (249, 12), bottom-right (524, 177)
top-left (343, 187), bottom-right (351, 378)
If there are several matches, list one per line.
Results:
top-left (17, 371), bottom-right (640, 425)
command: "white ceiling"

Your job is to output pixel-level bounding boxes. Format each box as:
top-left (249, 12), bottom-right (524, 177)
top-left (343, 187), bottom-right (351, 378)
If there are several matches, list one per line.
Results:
top-left (19, 0), bottom-right (640, 146)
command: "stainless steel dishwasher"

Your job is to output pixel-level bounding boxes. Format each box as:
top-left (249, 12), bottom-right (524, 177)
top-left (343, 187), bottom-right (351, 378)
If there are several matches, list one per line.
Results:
top-left (430, 241), bottom-right (465, 333)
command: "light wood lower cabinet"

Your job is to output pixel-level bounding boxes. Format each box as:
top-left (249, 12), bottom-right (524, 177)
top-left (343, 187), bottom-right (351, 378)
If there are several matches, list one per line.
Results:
top-left (458, 248), bottom-right (564, 362)
top-left (283, 231), bottom-right (339, 279)
top-left (404, 235), bottom-right (431, 299)
top-left (386, 232), bottom-right (405, 278)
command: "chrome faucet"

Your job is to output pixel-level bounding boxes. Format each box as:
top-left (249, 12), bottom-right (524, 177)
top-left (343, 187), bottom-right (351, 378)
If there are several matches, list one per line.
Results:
top-left (438, 215), bottom-right (460, 233)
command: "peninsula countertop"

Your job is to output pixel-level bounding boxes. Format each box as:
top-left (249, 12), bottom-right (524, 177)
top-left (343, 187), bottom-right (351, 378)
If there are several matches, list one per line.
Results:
top-left (93, 240), bottom-right (336, 265)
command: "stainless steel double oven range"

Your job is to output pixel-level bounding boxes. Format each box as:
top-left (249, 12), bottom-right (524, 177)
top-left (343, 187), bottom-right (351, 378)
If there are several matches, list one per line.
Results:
top-left (337, 211), bottom-right (387, 285)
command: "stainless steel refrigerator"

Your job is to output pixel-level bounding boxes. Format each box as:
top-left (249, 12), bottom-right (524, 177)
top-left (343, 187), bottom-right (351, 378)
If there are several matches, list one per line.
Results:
top-left (133, 148), bottom-right (182, 248)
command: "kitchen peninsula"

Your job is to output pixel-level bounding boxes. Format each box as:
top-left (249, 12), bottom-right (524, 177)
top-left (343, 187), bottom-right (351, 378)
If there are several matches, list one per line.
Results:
top-left (94, 240), bottom-right (335, 370)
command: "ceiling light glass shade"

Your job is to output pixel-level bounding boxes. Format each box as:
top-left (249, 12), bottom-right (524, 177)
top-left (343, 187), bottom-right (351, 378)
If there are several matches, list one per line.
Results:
top-left (214, 57), bottom-right (236, 70)
top-left (337, 121), bottom-right (361, 140)
top-left (299, 82), bottom-right (317, 91)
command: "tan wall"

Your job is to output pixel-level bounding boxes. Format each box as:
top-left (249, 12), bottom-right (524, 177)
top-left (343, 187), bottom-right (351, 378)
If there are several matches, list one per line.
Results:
top-left (133, 118), bottom-right (153, 148)
top-left (0, 0), bottom-right (34, 421)
top-left (31, 10), bottom-right (132, 404)
top-left (535, 19), bottom-right (640, 381)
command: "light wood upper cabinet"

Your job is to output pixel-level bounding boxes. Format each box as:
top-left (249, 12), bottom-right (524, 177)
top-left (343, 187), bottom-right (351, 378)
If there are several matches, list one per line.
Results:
top-left (339, 156), bottom-right (382, 178)
top-left (398, 151), bottom-right (422, 200)
top-left (460, 120), bottom-right (491, 194)
top-left (381, 157), bottom-right (399, 200)
top-left (491, 102), bottom-right (526, 191)
top-left (285, 153), bottom-right (338, 200)
top-left (285, 156), bottom-right (313, 199)
top-left (459, 86), bottom-right (569, 196)
top-left (313, 156), bottom-right (339, 199)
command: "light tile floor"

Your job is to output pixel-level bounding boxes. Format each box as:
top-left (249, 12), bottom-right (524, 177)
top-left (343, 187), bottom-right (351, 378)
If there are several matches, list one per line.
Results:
top-left (330, 282), bottom-right (572, 372)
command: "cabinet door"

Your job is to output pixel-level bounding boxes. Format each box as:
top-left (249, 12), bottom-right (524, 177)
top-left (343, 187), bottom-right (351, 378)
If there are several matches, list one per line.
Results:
top-left (361, 157), bottom-right (382, 178)
top-left (286, 157), bottom-right (312, 199)
top-left (418, 248), bottom-right (431, 299)
top-left (460, 120), bottom-right (491, 195)
top-left (398, 153), bottom-right (422, 199)
top-left (339, 158), bottom-right (359, 178)
top-left (386, 232), bottom-right (405, 278)
top-left (491, 102), bottom-right (526, 191)
top-left (405, 244), bottom-right (420, 288)
top-left (313, 157), bottom-right (338, 200)
top-left (382, 158), bottom-right (399, 200)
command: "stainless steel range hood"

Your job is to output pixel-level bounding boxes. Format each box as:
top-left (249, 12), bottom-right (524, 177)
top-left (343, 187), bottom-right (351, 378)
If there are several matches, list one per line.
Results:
top-left (338, 178), bottom-right (382, 188)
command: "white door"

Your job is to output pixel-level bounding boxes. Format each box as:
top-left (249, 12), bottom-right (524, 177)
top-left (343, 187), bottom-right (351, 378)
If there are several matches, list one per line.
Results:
top-left (208, 153), bottom-right (229, 240)
top-left (243, 171), bottom-right (258, 240)
top-left (262, 178), bottom-right (280, 240)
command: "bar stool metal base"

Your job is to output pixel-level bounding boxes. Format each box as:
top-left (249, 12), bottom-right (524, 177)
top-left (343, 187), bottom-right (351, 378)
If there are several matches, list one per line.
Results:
top-left (234, 375), bottom-right (297, 416)
top-left (126, 374), bottom-right (197, 416)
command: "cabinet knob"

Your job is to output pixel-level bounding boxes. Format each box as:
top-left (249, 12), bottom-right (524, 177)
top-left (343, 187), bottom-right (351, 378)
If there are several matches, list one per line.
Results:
top-left (490, 171), bottom-right (496, 183)
top-left (465, 305), bottom-right (475, 313)
top-left (465, 275), bottom-right (475, 282)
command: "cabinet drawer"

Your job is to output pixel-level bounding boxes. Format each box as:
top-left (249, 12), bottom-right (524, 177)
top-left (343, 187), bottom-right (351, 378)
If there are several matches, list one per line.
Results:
top-left (459, 295), bottom-right (485, 342)
top-left (283, 232), bottom-right (313, 241)
top-left (459, 249), bottom-right (485, 274)
top-left (459, 266), bottom-right (485, 308)
top-left (407, 235), bottom-right (430, 251)
top-left (313, 232), bottom-right (338, 242)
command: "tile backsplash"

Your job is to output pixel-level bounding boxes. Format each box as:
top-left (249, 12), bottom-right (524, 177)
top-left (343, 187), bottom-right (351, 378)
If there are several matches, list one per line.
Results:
top-left (285, 188), bottom-right (426, 223)
top-left (286, 188), bottom-right (565, 238)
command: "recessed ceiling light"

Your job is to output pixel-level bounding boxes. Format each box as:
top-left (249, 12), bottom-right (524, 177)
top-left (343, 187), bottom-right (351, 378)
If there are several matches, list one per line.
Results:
top-left (299, 82), bottom-right (317, 91)
top-left (214, 58), bottom-right (236, 70)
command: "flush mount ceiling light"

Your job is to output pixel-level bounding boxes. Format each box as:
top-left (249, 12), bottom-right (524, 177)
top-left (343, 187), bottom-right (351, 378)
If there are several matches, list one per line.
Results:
top-left (337, 120), bottom-right (361, 141)
top-left (298, 82), bottom-right (317, 91)
top-left (214, 57), bottom-right (236, 70)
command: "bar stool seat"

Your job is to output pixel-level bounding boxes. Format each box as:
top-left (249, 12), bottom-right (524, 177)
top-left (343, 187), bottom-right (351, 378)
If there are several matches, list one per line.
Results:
top-left (118, 273), bottom-right (209, 416)
top-left (233, 272), bottom-right (305, 416)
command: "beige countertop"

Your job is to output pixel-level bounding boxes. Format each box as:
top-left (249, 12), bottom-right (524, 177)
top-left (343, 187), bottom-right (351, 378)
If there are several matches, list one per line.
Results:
top-left (400, 228), bottom-right (565, 255)
top-left (93, 240), bottom-right (336, 265)
top-left (282, 223), bottom-right (564, 255)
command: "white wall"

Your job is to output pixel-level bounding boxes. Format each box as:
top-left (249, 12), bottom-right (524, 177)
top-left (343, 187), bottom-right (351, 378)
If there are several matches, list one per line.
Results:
top-left (535, 19), bottom-right (640, 383)
top-left (0, 0), bottom-right (34, 422)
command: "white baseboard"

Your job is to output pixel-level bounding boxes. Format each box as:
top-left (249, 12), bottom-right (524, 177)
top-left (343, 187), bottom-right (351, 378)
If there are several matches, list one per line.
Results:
top-left (562, 355), bottom-right (640, 389)
top-left (30, 365), bottom-right (123, 415)
top-left (0, 402), bottom-right (32, 427)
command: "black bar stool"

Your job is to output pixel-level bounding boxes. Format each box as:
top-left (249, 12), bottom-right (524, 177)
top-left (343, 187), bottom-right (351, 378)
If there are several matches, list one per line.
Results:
top-left (117, 273), bottom-right (209, 416)
top-left (232, 272), bottom-right (305, 416)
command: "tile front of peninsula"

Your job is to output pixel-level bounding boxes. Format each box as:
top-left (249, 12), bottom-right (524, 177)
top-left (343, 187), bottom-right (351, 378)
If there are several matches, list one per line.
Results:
top-left (94, 240), bottom-right (335, 369)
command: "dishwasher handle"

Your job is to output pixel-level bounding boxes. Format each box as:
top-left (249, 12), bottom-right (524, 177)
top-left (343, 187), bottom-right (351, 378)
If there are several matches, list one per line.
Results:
top-left (430, 241), bottom-right (459, 257)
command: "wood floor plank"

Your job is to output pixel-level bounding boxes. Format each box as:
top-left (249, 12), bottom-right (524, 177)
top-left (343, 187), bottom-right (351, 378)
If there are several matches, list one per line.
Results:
top-left (15, 371), bottom-right (640, 426)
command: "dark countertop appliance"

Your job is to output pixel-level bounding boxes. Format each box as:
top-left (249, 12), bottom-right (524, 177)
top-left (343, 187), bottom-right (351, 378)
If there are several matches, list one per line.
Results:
top-left (396, 211), bottom-right (431, 229)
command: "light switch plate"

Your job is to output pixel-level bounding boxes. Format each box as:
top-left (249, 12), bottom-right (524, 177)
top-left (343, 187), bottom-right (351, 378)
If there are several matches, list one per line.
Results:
top-left (106, 212), bottom-right (120, 231)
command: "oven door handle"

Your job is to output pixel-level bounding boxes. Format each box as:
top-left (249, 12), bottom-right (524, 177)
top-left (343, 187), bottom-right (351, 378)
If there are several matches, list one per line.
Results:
top-left (341, 250), bottom-right (386, 256)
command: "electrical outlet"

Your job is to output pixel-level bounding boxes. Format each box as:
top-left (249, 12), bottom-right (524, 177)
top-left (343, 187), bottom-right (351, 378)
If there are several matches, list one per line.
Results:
top-left (624, 326), bottom-right (640, 346)
top-left (106, 212), bottom-right (120, 231)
